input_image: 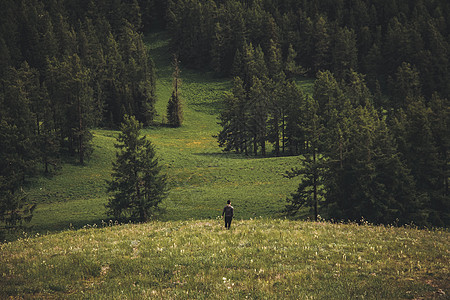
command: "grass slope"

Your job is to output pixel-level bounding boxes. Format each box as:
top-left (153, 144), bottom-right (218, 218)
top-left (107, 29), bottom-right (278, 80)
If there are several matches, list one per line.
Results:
top-left (26, 31), bottom-right (308, 233)
top-left (1, 219), bottom-right (448, 299)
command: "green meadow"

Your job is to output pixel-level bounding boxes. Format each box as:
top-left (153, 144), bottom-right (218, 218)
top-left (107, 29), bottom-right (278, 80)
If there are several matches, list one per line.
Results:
top-left (26, 31), bottom-right (311, 233)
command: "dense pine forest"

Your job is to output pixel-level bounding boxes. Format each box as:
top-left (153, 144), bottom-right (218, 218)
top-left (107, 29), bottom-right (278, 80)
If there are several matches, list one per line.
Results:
top-left (0, 0), bottom-right (449, 232)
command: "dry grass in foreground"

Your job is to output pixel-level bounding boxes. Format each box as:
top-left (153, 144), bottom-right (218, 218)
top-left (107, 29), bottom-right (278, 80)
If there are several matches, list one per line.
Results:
top-left (1, 218), bottom-right (448, 299)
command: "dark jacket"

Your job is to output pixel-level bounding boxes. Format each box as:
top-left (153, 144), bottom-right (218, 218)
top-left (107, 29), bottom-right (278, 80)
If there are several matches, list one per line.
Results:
top-left (222, 205), bottom-right (234, 217)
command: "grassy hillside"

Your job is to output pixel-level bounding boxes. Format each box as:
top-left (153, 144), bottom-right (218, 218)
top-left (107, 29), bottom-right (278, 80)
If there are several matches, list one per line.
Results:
top-left (1, 219), bottom-right (448, 299)
top-left (25, 31), bottom-right (314, 233)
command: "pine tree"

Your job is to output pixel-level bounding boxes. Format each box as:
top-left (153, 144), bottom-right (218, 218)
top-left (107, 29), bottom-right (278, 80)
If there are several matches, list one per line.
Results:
top-left (313, 70), bottom-right (346, 128)
top-left (390, 62), bottom-right (422, 110)
top-left (315, 71), bottom-right (424, 224)
top-left (332, 27), bottom-right (358, 79)
top-left (217, 77), bottom-right (249, 154)
top-left (0, 64), bottom-right (39, 233)
top-left (428, 93), bottom-right (450, 225)
top-left (167, 54), bottom-right (183, 127)
top-left (312, 15), bottom-right (330, 73)
top-left (249, 76), bottom-right (269, 156)
top-left (391, 96), bottom-right (445, 225)
top-left (106, 115), bottom-right (168, 222)
top-left (70, 55), bottom-right (94, 164)
top-left (285, 96), bottom-right (325, 221)
top-left (281, 81), bottom-right (305, 155)
top-left (284, 44), bottom-right (306, 78)
top-left (0, 122), bottom-right (37, 238)
top-left (211, 22), bottom-right (225, 74)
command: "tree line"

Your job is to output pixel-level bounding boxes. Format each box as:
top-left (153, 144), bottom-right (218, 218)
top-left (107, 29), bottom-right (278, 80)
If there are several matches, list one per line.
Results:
top-left (168, 0), bottom-right (449, 98)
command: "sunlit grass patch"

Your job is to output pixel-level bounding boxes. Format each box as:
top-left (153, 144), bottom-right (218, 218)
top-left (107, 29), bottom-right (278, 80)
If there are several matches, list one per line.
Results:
top-left (1, 219), bottom-right (448, 299)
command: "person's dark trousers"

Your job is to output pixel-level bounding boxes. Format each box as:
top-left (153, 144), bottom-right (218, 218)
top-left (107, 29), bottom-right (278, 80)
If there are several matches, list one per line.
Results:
top-left (225, 216), bottom-right (232, 229)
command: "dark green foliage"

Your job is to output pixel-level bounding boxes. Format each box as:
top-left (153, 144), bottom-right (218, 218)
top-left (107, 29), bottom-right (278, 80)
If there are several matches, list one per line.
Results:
top-left (218, 42), bottom-right (300, 157)
top-left (0, 0), bottom-right (160, 232)
top-left (106, 115), bottom-right (168, 222)
top-left (332, 27), bottom-right (357, 79)
top-left (0, 120), bottom-right (37, 234)
top-left (323, 103), bottom-right (421, 225)
top-left (313, 71), bottom-right (425, 225)
top-left (285, 96), bottom-right (325, 221)
top-left (280, 81), bottom-right (305, 155)
top-left (1, 0), bottom-right (158, 131)
top-left (167, 0), bottom-right (449, 99)
top-left (217, 77), bottom-right (249, 153)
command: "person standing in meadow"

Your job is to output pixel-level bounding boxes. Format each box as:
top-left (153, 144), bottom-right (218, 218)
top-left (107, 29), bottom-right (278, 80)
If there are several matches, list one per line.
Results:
top-left (222, 200), bottom-right (234, 230)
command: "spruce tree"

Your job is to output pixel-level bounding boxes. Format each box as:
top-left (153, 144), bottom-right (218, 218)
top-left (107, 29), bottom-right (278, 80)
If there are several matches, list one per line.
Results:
top-left (332, 27), bottom-right (358, 79)
top-left (428, 93), bottom-right (450, 225)
top-left (217, 77), bottom-right (249, 154)
top-left (285, 96), bottom-right (325, 221)
top-left (282, 81), bottom-right (305, 155)
top-left (0, 120), bottom-right (37, 235)
top-left (312, 15), bottom-right (330, 73)
top-left (167, 54), bottom-right (183, 127)
top-left (0, 64), bottom-right (39, 233)
top-left (106, 115), bottom-right (168, 222)
top-left (284, 44), bottom-right (306, 78)
top-left (249, 76), bottom-right (269, 156)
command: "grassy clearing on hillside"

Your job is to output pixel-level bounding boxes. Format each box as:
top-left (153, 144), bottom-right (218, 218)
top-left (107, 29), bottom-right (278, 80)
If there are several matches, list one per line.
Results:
top-left (1, 219), bottom-right (448, 299)
top-left (23, 31), bottom-right (308, 234)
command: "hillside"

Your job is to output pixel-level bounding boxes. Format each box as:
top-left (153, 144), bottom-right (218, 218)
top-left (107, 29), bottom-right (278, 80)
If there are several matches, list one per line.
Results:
top-left (24, 31), bottom-right (314, 234)
top-left (1, 219), bottom-right (448, 299)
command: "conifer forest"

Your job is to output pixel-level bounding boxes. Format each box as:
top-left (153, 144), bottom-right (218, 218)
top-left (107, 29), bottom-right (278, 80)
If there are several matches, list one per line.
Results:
top-left (0, 0), bottom-right (449, 230)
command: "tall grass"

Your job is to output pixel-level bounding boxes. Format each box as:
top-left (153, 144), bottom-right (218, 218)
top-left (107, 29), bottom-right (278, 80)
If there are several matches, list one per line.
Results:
top-left (1, 219), bottom-right (448, 299)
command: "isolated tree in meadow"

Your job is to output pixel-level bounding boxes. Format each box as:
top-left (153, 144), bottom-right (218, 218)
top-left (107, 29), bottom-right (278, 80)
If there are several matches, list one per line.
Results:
top-left (107, 115), bottom-right (168, 222)
top-left (167, 54), bottom-right (183, 127)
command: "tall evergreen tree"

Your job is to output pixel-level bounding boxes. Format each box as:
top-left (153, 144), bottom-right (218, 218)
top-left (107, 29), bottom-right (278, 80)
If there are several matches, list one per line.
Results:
top-left (312, 15), bottom-right (330, 73)
top-left (0, 120), bottom-right (36, 236)
top-left (428, 93), bottom-right (450, 225)
top-left (249, 76), bottom-right (270, 156)
top-left (391, 96), bottom-right (444, 225)
top-left (167, 54), bottom-right (183, 127)
top-left (285, 95), bottom-right (325, 221)
top-left (281, 81), bottom-right (305, 155)
top-left (217, 76), bottom-right (249, 154)
top-left (390, 62), bottom-right (422, 111)
top-left (332, 27), bottom-right (358, 79)
top-left (106, 115), bottom-right (168, 222)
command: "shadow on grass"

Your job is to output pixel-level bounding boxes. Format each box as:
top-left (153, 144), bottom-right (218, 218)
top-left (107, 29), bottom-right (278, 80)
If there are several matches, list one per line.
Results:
top-left (193, 151), bottom-right (297, 160)
top-left (29, 208), bottom-right (169, 236)
top-left (190, 99), bottom-right (224, 115)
